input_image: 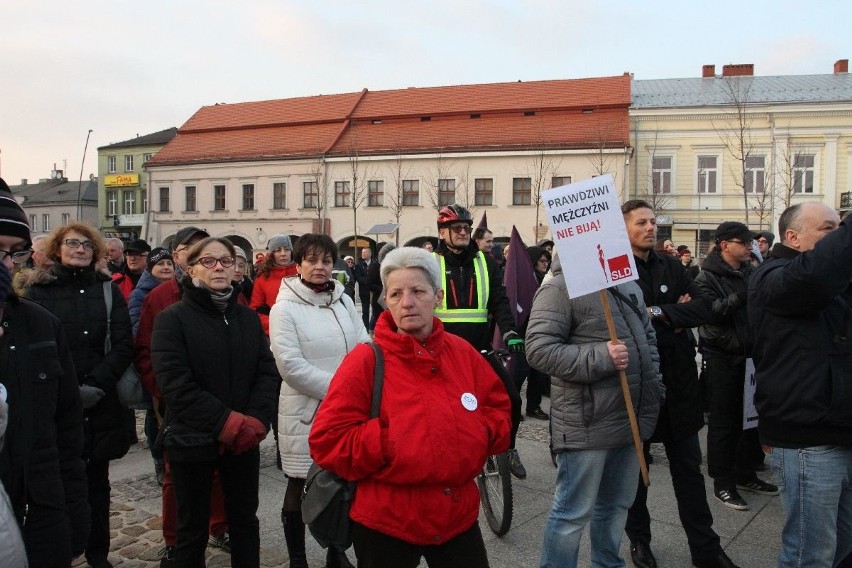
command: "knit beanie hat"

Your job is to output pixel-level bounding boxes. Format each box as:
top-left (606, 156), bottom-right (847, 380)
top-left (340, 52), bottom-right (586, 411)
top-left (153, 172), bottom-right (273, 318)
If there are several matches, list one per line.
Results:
top-left (146, 247), bottom-right (171, 271)
top-left (267, 234), bottom-right (292, 251)
top-left (0, 178), bottom-right (31, 244)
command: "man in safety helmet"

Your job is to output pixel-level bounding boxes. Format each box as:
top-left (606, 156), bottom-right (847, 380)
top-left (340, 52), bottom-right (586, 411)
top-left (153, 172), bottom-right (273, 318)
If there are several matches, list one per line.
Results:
top-left (434, 204), bottom-right (527, 478)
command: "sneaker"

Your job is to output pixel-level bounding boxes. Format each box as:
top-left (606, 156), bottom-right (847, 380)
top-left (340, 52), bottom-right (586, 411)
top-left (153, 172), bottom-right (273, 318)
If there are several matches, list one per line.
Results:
top-left (630, 539), bottom-right (658, 568)
top-left (714, 488), bottom-right (749, 511)
top-left (507, 448), bottom-right (527, 480)
top-left (208, 533), bottom-right (231, 552)
top-left (525, 407), bottom-right (549, 420)
top-left (736, 478), bottom-right (778, 496)
top-left (692, 550), bottom-right (740, 568)
top-left (154, 461), bottom-right (165, 487)
top-left (158, 546), bottom-right (175, 568)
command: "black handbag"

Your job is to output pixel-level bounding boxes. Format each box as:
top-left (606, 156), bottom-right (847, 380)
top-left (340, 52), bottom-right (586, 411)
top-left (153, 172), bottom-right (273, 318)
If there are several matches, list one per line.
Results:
top-left (301, 342), bottom-right (384, 550)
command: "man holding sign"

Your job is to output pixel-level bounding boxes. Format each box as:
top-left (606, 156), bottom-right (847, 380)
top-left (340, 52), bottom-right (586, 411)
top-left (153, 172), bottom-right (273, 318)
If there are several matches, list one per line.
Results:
top-left (527, 176), bottom-right (664, 568)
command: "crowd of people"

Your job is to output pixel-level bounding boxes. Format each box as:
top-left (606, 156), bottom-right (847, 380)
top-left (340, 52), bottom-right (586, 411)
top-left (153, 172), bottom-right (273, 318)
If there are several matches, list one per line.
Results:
top-left (0, 171), bottom-right (849, 568)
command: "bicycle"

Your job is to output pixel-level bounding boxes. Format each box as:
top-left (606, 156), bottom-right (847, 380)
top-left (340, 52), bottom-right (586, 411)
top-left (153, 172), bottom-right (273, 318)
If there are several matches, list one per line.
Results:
top-left (476, 348), bottom-right (516, 536)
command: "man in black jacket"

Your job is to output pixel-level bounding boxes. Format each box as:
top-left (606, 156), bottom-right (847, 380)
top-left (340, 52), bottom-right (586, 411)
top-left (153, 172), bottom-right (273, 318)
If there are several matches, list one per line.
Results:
top-left (354, 248), bottom-right (373, 330)
top-left (0, 178), bottom-right (89, 567)
top-left (695, 222), bottom-right (777, 513)
top-left (621, 201), bottom-right (738, 568)
top-left (749, 202), bottom-right (852, 567)
top-left (433, 204), bottom-right (527, 479)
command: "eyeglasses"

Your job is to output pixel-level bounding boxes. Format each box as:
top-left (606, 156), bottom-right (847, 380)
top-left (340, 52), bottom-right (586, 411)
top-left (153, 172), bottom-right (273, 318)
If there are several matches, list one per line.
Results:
top-left (191, 256), bottom-right (236, 269)
top-left (62, 239), bottom-right (95, 250)
top-left (447, 223), bottom-right (471, 234)
top-left (0, 248), bottom-right (33, 264)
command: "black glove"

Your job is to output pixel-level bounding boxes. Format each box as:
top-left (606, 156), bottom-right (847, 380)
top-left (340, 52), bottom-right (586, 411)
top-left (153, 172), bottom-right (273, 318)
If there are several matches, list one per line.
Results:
top-left (504, 331), bottom-right (525, 354)
top-left (79, 385), bottom-right (105, 409)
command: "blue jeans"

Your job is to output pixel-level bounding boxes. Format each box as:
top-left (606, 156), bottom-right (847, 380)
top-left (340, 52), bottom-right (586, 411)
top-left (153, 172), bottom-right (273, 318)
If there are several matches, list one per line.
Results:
top-left (770, 445), bottom-right (852, 567)
top-left (541, 445), bottom-right (639, 568)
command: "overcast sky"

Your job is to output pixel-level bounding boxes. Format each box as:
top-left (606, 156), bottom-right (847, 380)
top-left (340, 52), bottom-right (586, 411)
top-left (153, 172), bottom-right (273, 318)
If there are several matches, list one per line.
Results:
top-left (1, 0), bottom-right (849, 185)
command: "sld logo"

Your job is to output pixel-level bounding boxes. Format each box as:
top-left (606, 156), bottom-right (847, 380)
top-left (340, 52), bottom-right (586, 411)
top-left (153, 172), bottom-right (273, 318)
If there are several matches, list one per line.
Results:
top-left (607, 254), bottom-right (632, 281)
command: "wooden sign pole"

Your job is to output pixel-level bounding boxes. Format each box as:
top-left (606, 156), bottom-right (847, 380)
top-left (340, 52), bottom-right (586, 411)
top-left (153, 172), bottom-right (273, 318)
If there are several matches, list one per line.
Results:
top-left (599, 289), bottom-right (650, 487)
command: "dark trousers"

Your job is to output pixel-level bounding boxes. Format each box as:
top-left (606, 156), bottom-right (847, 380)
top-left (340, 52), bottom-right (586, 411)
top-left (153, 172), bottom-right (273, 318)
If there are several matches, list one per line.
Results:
top-left (85, 459), bottom-right (111, 564)
top-left (352, 521), bottom-right (489, 568)
top-left (704, 356), bottom-right (761, 490)
top-left (359, 293), bottom-right (371, 330)
top-left (170, 448), bottom-right (261, 568)
top-left (625, 436), bottom-right (721, 559)
top-left (22, 499), bottom-right (72, 568)
top-left (485, 352), bottom-right (521, 449)
top-left (508, 353), bottom-right (543, 413)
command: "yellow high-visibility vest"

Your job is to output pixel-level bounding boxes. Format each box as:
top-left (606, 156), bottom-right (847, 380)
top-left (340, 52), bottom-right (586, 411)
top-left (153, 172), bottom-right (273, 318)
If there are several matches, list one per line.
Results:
top-left (433, 251), bottom-right (489, 323)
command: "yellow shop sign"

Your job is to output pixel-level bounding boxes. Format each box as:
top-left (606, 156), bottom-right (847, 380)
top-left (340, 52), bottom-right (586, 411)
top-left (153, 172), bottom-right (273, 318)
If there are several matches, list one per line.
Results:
top-left (104, 173), bottom-right (139, 187)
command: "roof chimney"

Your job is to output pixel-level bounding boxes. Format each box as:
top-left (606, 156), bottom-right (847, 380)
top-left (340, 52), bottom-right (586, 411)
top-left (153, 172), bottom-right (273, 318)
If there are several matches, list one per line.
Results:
top-left (702, 64), bottom-right (716, 78)
top-left (20, 179), bottom-right (27, 185)
top-left (722, 64), bottom-right (754, 77)
top-left (835, 59), bottom-right (849, 74)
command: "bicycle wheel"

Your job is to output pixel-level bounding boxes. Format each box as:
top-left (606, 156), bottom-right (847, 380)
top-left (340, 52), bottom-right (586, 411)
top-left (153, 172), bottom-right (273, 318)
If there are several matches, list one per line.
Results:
top-left (477, 452), bottom-right (513, 536)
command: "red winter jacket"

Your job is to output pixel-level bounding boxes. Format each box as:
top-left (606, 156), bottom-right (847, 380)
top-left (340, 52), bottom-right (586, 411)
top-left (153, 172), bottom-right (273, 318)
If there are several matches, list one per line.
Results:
top-left (111, 271), bottom-right (137, 301)
top-left (309, 311), bottom-right (510, 545)
top-left (250, 264), bottom-right (297, 335)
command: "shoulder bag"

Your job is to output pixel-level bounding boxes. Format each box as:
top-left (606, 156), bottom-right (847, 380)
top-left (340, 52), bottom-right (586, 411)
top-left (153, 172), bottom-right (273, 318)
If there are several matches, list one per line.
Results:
top-left (103, 281), bottom-right (147, 409)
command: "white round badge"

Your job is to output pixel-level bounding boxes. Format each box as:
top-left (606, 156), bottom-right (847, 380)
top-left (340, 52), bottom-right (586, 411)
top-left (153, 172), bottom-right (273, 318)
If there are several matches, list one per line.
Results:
top-left (461, 392), bottom-right (478, 411)
top-left (660, 284), bottom-right (668, 293)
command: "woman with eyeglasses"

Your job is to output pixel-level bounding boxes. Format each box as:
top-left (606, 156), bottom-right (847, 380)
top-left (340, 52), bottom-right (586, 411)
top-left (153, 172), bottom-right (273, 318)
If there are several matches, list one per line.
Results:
top-left (22, 222), bottom-right (133, 568)
top-left (151, 236), bottom-right (280, 567)
top-left (269, 233), bottom-right (369, 568)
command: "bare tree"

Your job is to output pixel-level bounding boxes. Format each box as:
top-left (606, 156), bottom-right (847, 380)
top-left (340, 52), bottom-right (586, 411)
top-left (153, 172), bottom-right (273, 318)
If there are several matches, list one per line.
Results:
top-left (587, 116), bottom-right (621, 188)
top-left (775, 137), bottom-right (810, 212)
top-left (386, 150), bottom-right (412, 245)
top-left (306, 157), bottom-right (328, 228)
top-left (423, 151), bottom-right (455, 210)
top-left (345, 125), bottom-right (375, 256)
top-left (456, 162), bottom-right (476, 215)
top-left (637, 124), bottom-right (675, 214)
top-left (712, 75), bottom-right (759, 225)
top-left (527, 148), bottom-right (561, 243)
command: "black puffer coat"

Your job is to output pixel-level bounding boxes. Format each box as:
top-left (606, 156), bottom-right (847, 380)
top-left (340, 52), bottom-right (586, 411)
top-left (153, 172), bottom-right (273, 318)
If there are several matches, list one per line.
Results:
top-left (634, 251), bottom-right (711, 441)
top-left (151, 280), bottom-right (280, 463)
top-left (0, 293), bottom-right (90, 562)
top-left (22, 264), bottom-right (133, 462)
top-left (694, 251), bottom-right (753, 359)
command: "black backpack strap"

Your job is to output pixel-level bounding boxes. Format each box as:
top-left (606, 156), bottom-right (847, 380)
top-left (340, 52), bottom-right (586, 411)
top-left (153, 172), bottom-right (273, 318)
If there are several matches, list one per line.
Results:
top-left (608, 286), bottom-right (645, 321)
top-left (367, 343), bottom-right (384, 418)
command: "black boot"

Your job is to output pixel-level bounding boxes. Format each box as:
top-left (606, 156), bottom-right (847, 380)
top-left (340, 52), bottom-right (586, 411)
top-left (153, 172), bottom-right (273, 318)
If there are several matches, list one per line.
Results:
top-left (282, 510), bottom-right (309, 568)
top-left (325, 547), bottom-right (355, 568)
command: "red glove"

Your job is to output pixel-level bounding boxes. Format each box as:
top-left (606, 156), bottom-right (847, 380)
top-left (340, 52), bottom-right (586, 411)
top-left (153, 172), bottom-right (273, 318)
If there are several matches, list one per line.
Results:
top-left (230, 424), bottom-right (260, 454)
top-left (217, 411), bottom-right (245, 445)
top-left (244, 416), bottom-right (268, 443)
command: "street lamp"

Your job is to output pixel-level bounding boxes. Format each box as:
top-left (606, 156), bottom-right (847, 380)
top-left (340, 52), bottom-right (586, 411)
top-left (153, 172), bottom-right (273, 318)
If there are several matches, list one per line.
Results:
top-left (76, 129), bottom-right (93, 221)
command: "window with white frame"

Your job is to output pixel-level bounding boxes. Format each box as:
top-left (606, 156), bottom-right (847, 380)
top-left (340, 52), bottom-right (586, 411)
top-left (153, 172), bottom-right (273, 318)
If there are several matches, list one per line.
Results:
top-left (512, 177), bottom-right (532, 205)
top-left (367, 180), bottom-right (384, 207)
top-left (214, 185), bottom-right (226, 210)
top-left (141, 189), bottom-right (147, 213)
top-left (334, 181), bottom-right (350, 207)
top-left (744, 156), bottom-right (766, 194)
top-left (42, 214), bottom-right (50, 232)
top-left (143, 153), bottom-right (153, 164)
top-left (123, 190), bottom-right (135, 214)
top-left (273, 182), bottom-right (287, 209)
top-left (793, 154), bottom-right (815, 194)
top-left (551, 176), bottom-right (572, 188)
top-left (107, 156), bottom-right (117, 173)
top-left (303, 181), bottom-right (318, 208)
top-left (697, 156), bottom-right (718, 194)
top-left (125, 155), bottom-right (134, 172)
top-left (474, 178), bottom-right (493, 206)
top-left (652, 157), bottom-right (672, 194)
top-left (242, 183), bottom-right (255, 210)
top-left (108, 190), bottom-right (118, 215)
top-left (185, 186), bottom-right (196, 212)
top-left (61, 213), bottom-right (70, 225)
top-left (29, 215), bottom-right (36, 232)
top-left (402, 180), bottom-right (419, 206)
top-left (158, 188), bottom-right (169, 212)
top-left (438, 179), bottom-right (455, 206)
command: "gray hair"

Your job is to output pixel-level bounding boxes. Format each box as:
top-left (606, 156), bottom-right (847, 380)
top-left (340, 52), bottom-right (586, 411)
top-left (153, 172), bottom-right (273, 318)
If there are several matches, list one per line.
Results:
top-left (380, 247), bottom-right (442, 292)
top-left (105, 237), bottom-right (123, 249)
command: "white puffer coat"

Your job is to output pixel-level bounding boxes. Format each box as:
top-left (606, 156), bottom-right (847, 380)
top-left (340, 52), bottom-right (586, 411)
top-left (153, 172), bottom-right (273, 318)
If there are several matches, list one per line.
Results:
top-left (269, 276), bottom-right (370, 478)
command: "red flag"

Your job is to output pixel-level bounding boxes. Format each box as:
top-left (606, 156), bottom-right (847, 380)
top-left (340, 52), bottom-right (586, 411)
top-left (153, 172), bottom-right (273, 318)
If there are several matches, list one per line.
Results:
top-left (503, 226), bottom-right (538, 331)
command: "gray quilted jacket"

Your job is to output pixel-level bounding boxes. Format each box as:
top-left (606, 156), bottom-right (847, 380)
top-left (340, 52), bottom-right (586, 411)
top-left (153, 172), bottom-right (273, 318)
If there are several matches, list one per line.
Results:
top-left (526, 255), bottom-right (664, 451)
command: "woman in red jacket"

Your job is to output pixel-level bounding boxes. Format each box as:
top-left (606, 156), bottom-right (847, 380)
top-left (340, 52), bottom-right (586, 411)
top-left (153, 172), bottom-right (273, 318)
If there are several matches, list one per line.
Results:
top-left (310, 246), bottom-right (511, 568)
top-left (250, 234), bottom-right (297, 334)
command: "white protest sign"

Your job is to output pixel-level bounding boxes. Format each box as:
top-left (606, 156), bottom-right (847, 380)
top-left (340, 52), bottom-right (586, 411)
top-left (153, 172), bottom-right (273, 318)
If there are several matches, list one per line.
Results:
top-left (542, 174), bottom-right (637, 297)
top-left (743, 358), bottom-right (758, 430)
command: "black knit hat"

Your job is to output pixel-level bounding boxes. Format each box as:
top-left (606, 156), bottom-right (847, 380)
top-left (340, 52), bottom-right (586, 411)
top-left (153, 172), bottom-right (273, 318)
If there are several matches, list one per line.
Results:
top-left (146, 247), bottom-right (171, 272)
top-left (0, 178), bottom-right (31, 244)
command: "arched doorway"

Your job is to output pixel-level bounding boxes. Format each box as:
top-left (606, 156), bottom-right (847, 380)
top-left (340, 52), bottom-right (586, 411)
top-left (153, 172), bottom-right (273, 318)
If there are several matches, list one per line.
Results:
top-left (404, 236), bottom-right (439, 252)
top-left (223, 234), bottom-right (254, 260)
top-left (336, 235), bottom-right (376, 262)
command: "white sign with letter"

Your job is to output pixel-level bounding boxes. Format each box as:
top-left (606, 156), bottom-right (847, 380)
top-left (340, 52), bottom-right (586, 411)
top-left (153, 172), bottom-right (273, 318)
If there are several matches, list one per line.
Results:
top-left (542, 174), bottom-right (638, 297)
top-left (743, 358), bottom-right (758, 430)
